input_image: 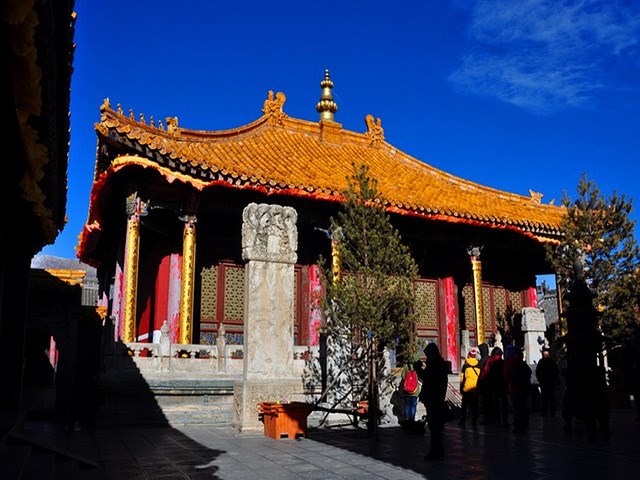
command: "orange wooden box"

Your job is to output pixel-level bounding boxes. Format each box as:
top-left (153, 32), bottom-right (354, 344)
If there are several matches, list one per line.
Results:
top-left (258, 402), bottom-right (313, 439)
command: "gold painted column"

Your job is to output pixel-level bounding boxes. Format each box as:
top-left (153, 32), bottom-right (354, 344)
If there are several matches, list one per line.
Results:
top-left (179, 215), bottom-right (197, 344)
top-left (122, 195), bottom-right (144, 342)
top-left (331, 227), bottom-right (341, 287)
top-left (467, 246), bottom-right (485, 345)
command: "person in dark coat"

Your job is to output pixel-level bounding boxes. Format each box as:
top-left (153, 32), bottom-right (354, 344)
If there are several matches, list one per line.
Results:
top-left (486, 346), bottom-right (509, 428)
top-left (476, 343), bottom-right (494, 425)
top-left (417, 342), bottom-right (449, 460)
top-left (504, 345), bottom-right (531, 434)
top-left (536, 348), bottom-right (559, 417)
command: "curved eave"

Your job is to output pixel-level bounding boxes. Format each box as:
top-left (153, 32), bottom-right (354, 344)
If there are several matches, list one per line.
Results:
top-left (77, 154), bottom-right (562, 265)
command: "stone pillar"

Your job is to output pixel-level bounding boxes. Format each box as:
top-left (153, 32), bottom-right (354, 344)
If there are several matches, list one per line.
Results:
top-left (159, 320), bottom-right (171, 372)
top-left (122, 194), bottom-right (144, 342)
top-left (494, 330), bottom-right (504, 350)
top-left (234, 203), bottom-right (300, 431)
top-left (467, 246), bottom-right (485, 345)
top-left (522, 307), bottom-right (546, 364)
top-left (216, 324), bottom-right (227, 373)
top-left (179, 215), bottom-right (197, 344)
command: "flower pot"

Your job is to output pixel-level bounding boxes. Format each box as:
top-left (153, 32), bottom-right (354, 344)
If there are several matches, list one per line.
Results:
top-left (258, 402), bottom-right (313, 439)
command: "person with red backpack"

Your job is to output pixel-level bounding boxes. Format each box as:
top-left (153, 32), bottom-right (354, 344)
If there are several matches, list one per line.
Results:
top-left (459, 348), bottom-right (481, 427)
top-left (401, 353), bottom-right (422, 422)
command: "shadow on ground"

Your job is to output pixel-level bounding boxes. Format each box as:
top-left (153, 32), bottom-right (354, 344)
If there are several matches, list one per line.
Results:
top-left (10, 332), bottom-right (228, 479)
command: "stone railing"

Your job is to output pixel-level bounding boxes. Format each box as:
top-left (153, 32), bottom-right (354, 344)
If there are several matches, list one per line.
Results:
top-left (121, 341), bottom-right (240, 378)
top-left (107, 321), bottom-right (321, 383)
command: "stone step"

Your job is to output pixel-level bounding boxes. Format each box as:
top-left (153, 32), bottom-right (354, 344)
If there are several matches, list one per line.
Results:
top-left (95, 392), bottom-right (236, 426)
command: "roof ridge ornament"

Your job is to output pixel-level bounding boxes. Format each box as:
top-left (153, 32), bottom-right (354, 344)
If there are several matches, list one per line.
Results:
top-left (529, 189), bottom-right (543, 205)
top-left (165, 116), bottom-right (180, 134)
top-left (365, 114), bottom-right (384, 147)
top-left (262, 90), bottom-right (287, 125)
top-left (316, 69), bottom-right (338, 122)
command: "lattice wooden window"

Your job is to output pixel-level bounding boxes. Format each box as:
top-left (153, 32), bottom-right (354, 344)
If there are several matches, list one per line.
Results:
top-left (494, 288), bottom-right (507, 327)
top-left (509, 290), bottom-right (522, 314)
top-left (200, 265), bottom-right (217, 321)
top-left (462, 285), bottom-right (475, 327)
top-left (415, 280), bottom-right (437, 329)
top-left (224, 266), bottom-right (245, 321)
top-left (481, 286), bottom-right (491, 331)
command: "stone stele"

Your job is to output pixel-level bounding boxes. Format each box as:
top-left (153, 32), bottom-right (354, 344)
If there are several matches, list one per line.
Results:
top-left (234, 203), bottom-right (302, 431)
top-left (522, 306), bottom-right (546, 365)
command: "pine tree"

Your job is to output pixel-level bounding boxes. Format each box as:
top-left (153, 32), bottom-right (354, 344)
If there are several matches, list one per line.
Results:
top-left (320, 163), bottom-right (418, 435)
top-left (546, 174), bottom-right (640, 349)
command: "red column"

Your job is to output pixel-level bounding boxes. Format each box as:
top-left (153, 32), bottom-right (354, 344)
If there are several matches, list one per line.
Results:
top-left (167, 253), bottom-right (182, 343)
top-left (527, 286), bottom-right (538, 308)
top-left (444, 277), bottom-right (459, 372)
top-left (153, 254), bottom-right (171, 341)
top-left (112, 261), bottom-right (124, 341)
top-left (308, 265), bottom-right (323, 347)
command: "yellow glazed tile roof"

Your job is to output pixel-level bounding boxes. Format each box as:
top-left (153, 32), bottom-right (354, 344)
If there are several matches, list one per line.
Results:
top-left (91, 94), bottom-right (565, 242)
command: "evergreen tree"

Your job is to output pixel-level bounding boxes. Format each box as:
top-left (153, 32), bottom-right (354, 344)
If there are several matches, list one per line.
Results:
top-left (320, 163), bottom-right (418, 435)
top-left (546, 174), bottom-right (640, 349)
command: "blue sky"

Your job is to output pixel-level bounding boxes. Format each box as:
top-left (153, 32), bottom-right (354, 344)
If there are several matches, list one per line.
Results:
top-left (43, 0), bottom-right (640, 269)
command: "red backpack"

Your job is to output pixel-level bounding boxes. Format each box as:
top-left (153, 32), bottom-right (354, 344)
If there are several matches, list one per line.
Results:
top-left (403, 368), bottom-right (419, 395)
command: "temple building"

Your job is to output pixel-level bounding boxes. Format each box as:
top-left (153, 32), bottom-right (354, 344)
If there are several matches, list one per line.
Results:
top-left (77, 71), bottom-right (564, 426)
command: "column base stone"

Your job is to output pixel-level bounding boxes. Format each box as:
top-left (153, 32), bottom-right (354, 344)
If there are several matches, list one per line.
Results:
top-left (233, 379), bottom-right (302, 431)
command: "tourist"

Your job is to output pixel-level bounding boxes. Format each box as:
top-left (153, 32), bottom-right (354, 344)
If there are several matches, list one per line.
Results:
top-left (485, 346), bottom-right (509, 428)
top-left (477, 342), bottom-right (494, 425)
top-left (536, 348), bottom-right (559, 417)
top-left (459, 348), bottom-right (481, 427)
top-left (400, 353), bottom-right (422, 422)
top-left (417, 343), bottom-right (449, 460)
top-left (504, 345), bottom-right (531, 434)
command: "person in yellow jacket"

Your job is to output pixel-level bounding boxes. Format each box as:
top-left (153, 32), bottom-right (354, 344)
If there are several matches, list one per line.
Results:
top-left (459, 348), bottom-right (481, 427)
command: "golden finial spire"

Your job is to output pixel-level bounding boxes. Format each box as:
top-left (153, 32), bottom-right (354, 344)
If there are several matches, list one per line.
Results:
top-left (316, 69), bottom-right (338, 122)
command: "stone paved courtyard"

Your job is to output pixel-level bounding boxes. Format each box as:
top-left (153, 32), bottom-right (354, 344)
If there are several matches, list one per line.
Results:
top-left (12, 403), bottom-right (640, 479)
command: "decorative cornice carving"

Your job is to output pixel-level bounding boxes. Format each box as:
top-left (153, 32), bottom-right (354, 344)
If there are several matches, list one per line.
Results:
top-left (467, 245), bottom-right (483, 260)
top-left (262, 90), bottom-right (287, 125)
top-left (365, 114), bottom-right (384, 146)
top-left (125, 193), bottom-right (149, 218)
top-left (242, 203), bottom-right (298, 264)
